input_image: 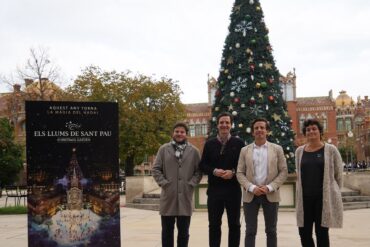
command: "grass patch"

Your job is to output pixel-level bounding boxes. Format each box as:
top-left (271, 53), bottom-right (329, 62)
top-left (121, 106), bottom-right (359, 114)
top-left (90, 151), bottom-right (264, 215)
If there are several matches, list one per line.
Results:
top-left (0, 206), bottom-right (27, 214)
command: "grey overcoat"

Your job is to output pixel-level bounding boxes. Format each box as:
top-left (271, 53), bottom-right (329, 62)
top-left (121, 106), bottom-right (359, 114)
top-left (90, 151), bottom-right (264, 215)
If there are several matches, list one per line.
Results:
top-left (295, 143), bottom-right (343, 228)
top-left (152, 142), bottom-right (202, 216)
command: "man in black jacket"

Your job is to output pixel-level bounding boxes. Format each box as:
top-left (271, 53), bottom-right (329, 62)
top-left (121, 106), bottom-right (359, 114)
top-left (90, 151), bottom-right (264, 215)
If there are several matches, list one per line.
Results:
top-left (199, 112), bottom-right (245, 247)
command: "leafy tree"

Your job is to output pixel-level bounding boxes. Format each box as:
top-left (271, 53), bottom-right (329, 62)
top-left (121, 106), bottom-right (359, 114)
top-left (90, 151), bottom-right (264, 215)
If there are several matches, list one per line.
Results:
top-left (210, 0), bottom-right (296, 172)
top-left (66, 66), bottom-right (185, 175)
top-left (0, 118), bottom-right (24, 186)
top-left (339, 146), bottom-right (355, 164)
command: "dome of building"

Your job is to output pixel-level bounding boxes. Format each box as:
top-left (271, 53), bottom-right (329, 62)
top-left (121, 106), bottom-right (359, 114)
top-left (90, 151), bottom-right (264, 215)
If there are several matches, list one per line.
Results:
top-left (336, 90), bottom-right (353, 107)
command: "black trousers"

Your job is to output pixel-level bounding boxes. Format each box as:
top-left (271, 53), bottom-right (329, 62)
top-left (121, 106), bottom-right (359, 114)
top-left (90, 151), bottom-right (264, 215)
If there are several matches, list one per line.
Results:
top-left (298, 195), bottom-right (329, 247)
top-left (243, 195), bottom-right (279, 247)
top-left (161, 216), bottom-right (191, 247)
top-left (207, 191), bottom-right (241, 247)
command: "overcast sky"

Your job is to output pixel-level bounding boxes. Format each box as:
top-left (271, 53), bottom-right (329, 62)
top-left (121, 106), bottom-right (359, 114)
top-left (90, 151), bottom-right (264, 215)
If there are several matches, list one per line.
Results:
top-left (1, 0), bottom-right (369, 103)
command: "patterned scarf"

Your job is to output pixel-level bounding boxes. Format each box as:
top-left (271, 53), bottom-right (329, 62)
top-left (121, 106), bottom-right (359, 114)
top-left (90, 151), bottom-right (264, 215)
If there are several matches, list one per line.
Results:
top-left (171, 139), bottom-right (187, 162)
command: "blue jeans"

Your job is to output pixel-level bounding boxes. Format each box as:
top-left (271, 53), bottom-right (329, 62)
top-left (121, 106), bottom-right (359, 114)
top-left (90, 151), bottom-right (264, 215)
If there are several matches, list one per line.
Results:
top-left (161, 216), bottom-right (191, 247)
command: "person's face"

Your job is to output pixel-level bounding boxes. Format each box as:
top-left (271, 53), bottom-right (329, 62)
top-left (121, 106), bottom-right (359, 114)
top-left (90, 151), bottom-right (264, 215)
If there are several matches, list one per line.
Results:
top-left (252, 121), bottom-right (268, 141)
top-left (217, 116), bottom-right (232, 136)
top-left (304, 124), bottom-right (321, 141)
top-left (172, 126), bottom-right (187, 143)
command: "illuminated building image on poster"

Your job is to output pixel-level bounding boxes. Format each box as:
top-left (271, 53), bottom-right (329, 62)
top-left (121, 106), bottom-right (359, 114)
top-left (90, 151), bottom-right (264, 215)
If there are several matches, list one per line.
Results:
top-left (26, 101), bottom-right (120, 247)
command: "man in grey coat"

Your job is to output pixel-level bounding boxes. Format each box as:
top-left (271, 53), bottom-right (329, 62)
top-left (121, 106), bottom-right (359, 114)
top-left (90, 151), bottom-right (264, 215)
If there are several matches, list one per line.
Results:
top-left (152, 122), bottom-right (202, 247)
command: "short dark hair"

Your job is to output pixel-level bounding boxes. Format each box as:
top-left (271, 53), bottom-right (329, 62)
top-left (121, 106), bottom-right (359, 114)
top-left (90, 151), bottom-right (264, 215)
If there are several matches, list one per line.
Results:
top-left (217, 112), bottom-right (233, 125)
top-left (251, 118), bottom-right (270, 131)
top-left (302, 119), bottom-right (323, 137)
top-left (173, 122), bottom-right (189, 134)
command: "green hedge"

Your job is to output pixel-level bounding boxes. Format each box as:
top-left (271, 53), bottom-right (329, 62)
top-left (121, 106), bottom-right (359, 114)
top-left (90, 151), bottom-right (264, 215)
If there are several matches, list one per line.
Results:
top-left (0, 206), bottom-right (27, 214)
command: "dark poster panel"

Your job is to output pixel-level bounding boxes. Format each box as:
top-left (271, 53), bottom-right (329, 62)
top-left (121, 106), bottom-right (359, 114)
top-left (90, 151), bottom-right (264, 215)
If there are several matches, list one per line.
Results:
top-left (26, 101), bottom-right (120, 247)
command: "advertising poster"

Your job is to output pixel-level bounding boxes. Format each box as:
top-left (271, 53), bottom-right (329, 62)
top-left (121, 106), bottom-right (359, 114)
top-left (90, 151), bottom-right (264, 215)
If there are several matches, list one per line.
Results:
top-left (26, 101), bottom-right (121, 247)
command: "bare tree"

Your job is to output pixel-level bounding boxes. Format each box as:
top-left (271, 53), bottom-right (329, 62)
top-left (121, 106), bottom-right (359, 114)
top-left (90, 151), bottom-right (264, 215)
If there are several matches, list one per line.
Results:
top-left (17, 46), bottom-right (60, 100)
top-left (0, 73), bottom-right (16, 89)
top-left (0, 46), bottom-right (63, 134)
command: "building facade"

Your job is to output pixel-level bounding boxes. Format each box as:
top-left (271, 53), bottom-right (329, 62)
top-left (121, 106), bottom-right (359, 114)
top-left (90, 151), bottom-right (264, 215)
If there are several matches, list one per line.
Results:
top-left (0, 79), bottom-right (62, 143)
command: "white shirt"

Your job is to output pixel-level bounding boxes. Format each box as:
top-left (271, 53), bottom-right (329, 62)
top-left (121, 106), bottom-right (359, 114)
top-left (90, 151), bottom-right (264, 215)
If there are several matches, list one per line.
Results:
top-left (248, 142), bottom-right (273, 192)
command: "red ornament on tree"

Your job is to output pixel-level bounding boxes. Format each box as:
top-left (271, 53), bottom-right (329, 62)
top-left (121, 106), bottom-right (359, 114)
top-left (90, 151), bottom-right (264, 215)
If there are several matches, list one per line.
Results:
top-left (234, 97), bottom-right (240, 103)
top-left (249, 96), bottom-right (256, 104)
top-left (249, 64), bottom-right (255, 71)
top-left (268, 78), bottom-right (274, 84)
top-left (268, 95), bottom-right (274, 101)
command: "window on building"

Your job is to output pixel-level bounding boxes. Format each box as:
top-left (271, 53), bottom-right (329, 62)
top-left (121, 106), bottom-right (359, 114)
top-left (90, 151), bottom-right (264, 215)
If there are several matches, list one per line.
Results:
top-left (201, 124), bottom-right (208, 135)
top-left (195, 124), bottom-right (202, 136)
top-left (283, 84), bottom-right (294, 101)
top-left (189, 125), bottom-right (195, 137)
top-left (299, 118), bottom-right (305, 133)
top-left (321, 119), bottom-right (327, 132)
top-left (189, 123), bottom-right (208, 136)
top-left (345, 118), bottom-right (352, 131)
top-left (337, 119), bottom-right (344, 131)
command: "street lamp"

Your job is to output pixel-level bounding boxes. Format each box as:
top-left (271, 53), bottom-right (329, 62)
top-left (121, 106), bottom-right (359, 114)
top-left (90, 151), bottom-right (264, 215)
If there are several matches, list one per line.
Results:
top-left (348, 131), bottom-right (354, 166)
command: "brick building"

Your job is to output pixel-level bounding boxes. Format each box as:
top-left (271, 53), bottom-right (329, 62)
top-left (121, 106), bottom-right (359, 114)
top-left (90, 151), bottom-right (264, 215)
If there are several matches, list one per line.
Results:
top-left (352, 96), bottom-right (370, 162)
top-left (0, 79), bottom-right (62, 143)
top-left (334, 91), bottom-right (370, 163)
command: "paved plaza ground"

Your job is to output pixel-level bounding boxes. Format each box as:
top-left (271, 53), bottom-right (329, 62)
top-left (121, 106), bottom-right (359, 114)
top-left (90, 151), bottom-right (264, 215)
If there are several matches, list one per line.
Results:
top-left (1, 195), bottom-right (369, 247)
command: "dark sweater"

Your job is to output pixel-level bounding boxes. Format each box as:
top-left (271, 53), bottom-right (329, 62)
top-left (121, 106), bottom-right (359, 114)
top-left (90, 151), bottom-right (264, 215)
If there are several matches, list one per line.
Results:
top-left (199, 136), bottom-right (245, 196)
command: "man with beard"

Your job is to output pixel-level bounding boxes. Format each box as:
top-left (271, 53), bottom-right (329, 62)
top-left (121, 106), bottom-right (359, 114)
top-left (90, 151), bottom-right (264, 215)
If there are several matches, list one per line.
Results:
top-left (152, 122), bottom-right (202, 247)
top-left (237, 118), bottom-right (287, 247)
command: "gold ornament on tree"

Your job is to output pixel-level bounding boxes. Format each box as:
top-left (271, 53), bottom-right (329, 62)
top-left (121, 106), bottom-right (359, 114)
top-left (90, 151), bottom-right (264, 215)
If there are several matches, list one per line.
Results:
top-left (227, 56), bottom-right (234, 65)
top-left (272, 113), bottom-right (281, 121)
top-left (233, 4), bottom-right (242, 13)
top-left (263, 62), bottom-right (272, 69)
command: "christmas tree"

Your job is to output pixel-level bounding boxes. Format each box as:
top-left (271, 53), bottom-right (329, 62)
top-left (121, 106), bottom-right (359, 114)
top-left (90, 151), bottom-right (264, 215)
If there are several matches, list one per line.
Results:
top-left (210, 0), bottom-right (296, 172)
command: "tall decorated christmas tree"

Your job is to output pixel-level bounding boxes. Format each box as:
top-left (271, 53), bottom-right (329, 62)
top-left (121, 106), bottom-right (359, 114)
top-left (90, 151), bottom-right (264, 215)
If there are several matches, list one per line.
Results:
top-left (209, 0), bottom-right (296, 172)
